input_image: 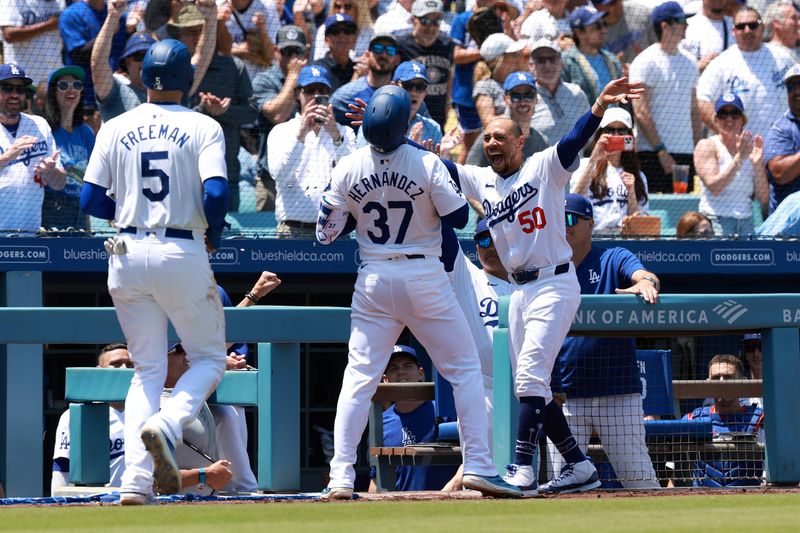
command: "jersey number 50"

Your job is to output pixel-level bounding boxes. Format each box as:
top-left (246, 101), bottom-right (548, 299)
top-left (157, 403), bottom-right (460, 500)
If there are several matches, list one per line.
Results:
top-left (142, 151), bottom-right (170, 202)
top-left (518, 207), bottom-right (546, 234)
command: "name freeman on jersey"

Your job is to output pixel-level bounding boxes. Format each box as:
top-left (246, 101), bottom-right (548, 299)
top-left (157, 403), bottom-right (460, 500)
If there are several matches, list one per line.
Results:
top-left (118, 124), bottom-right (191, 152)
top-left (484, 183), bottom-right (538, 226)
top-left (0, 139), bottom-right (49, 166)
top-left (347, 171), bottom-right (425, 203)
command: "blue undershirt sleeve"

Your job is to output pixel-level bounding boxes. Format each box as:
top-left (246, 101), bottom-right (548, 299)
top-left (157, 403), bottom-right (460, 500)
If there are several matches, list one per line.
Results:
top-left (556, 110), bottom-right (602, 169)
top-left (79, 182), bottom-right (116, 220)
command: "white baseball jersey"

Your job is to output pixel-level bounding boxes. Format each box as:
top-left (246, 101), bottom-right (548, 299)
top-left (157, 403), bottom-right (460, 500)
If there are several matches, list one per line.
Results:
top-left (0, 0), bottom-right (66, 85)
top-left (324, 144), bottom-right (466, 260)
top-left (0, 112), bottom-right (62, 232)
top-left (457, 146), bottom-right (578, 274)
top-left (83, 102), bottom-right (227, 230)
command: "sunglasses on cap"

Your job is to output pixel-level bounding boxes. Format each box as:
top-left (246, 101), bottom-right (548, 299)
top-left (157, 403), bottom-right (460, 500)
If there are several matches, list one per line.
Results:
top-left (508, 91), bottom-right (536, 103)
top-left (370, 43), bottom-right (398, 56)
top-left (476, 234), bottom-right (493, 249)
top-left (734, 20), bottom-right (761, 30)
top-left (401, 80), bottom-right (428, 92)
top-left (57, 80), bottom-right (84, 92)
top-left (565, 213), bottom-right (589, 227)
top-left (716, 108), bottom-right (743, 119)
top-left (0, 84), bottom-right (27, 95)
top-left (417, 15), bottom-right (442, 26)
top-left (328, 25), bottom-right (357, 36)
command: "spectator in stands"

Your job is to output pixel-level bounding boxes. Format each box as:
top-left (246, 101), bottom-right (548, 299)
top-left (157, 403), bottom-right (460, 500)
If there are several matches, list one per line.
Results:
top-left (396, 0), bottom-right (455, 127)
top-left (58, 0), bottom-right (133, 108)
top-left (676, 211), bottom-right (714, 238)
top-left (0, 0), bottom-right (63, 89)
top-left (765, 65), bottom-right (800, 214)
top-left (356, 61), bottom-right (442, 146)
top-left (683, 0), bottom-right (735, 72)
top-left (693, 94), bottom-right (769, 236)
top-left (250, 24), bottom-right (310, 211)
top-left (330, 33), bottom-right (401, 127)
top-left (519, 0), bottom-right (572, 45)
top-left (740, 333), bottom-right (762, 406)
top-left (696, 6), bottom-right (796, 140)
top-left (549, 194), bottom-right (660, 489)
top-left (374, 0), bottom-right (415, 35)
top-left (472, 33), bottom-right (527, 129)
top-left (367, 345), bottom-right (458, 492)
top-left (92, 28), bottom-right (154, 122)
top-left (629, 1), bottom-right (701, 194)
top-left (529, 39), bottom-right (589, 147)
top-left (562, 7), bottom-right (623, 106)
top-left (763, 1), bottom-right (800, 62)
top-left (314, 14), bottom-right (359, 92)
top-left (41, 66), bottom-right (94, 232)
top-left (268, 65), bottom-right (356, 238)
top-left (222, 0), bottom-right (281, 79)
top-left (571, 108), bottom-right (650, 235)
top-left (313, 0), bottom-right (374, 61)
top-left (466, 71), bottom-right (548, 166)
top-left (592, 0), bottom-right (656, 65)
top-left (682, 354), bottom-right (764, 488)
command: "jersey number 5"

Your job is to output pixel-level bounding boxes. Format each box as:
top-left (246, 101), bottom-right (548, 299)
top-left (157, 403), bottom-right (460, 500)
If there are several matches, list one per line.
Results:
top-left (142, 151), bottom-right (170, 202)
top-left (518, 207), bottom-right (546, 234)
top-left (363, 201), bottom-right (413, 244)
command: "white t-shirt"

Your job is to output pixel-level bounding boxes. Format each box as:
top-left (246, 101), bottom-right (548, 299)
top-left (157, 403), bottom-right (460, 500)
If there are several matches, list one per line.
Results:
top-left (217, 0), bottom-right (281, 77)
top-left (0, 0), bottom-right (66, 85)
top-left (698, 135), bottom-right (755, 220)
top-left (696, 44), bottom-right (795, 139)
top-left (520, 8), bottom-right (571, 41)
top-left (681, 13), bottom-right (734, 62)
top-left (457, 145), bottom-right (577, 273)
top-left (571, 159), bottom-right (650, 232)
top-left (628, 43), bottom-right (699, 153)
top-left (84, 102), bottom-right (227, 231)
top-left (323, 143), bottom-right (466, 259)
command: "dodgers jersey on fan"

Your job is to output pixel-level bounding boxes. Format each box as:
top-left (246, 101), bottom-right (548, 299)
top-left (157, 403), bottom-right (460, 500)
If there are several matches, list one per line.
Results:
top-left (83, 102), bottom-right (227, 230)
top-left (53, 407), bottom-right (126, 487)
top-left (457, 145), bottom-right (578, 273)
top-left (323, 144), bottom-right (466, 260)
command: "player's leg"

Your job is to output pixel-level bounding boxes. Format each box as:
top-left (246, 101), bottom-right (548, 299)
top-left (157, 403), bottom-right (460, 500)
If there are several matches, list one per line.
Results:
top-left (596, 394), bottom-right (659, 489)
top-left (560, 397), bottom-right (593, 476)
top-left (210, 405), bottom-right (258, 492)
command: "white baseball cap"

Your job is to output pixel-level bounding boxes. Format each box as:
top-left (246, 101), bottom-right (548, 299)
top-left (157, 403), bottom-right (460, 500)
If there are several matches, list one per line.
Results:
top-left (480, 33), bottom-right (527, 62)
top-left (784, 63), bottom-right (800, 84)
top-left (530, 38), bottom-right (560, 54)
top-left (599, 107), bottom-right (633, 129)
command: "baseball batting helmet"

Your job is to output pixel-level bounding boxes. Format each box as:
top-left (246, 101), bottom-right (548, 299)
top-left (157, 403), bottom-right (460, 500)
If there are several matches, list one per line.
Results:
top-left (141, 39), bottom-right (194, 95)
top-left (362, 85), bottom-right (411, 153)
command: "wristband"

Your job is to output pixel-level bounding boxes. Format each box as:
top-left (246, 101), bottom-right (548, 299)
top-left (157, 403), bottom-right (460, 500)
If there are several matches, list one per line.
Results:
top-left (643, 275), bottom-right (658, 287)
top-left (198, 467), bottom-right (206, 486)
top-left (594, 97), bottom-right (607, 111)
top-left (653, 143), bottom-right (666, 153)
top-left (245, 291), bottom-right (260, 304)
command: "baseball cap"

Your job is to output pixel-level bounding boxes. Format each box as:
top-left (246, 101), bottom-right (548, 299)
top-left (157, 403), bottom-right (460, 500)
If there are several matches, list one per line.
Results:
top-left (277, 25), bottom-right (308, 50)
top-left (480, 33), bottom-right (526, 62)
top-left (503, 71), bottom-right (536, 92)
top-left (412, 0), bottom-right (445, 17)
top-left (122, 32), bottom-right (156, 60)
top-left (784, 63), bottom-right (800, 84)
top-left (530, 38), bottom-right (560, 54)
top-left (474, 218), bottom-right (490, 238)
top-left (715, 93), bottom-right (745, 114)
top-left (591, 0), bottom-right (615, 6)
top-left (168, 3), bottom-right (204, 28)
top-left (393, 61), bottom-right (430, 83)
top-left (297, 65), bottom-right (332, 88)
top-left (370, 32), bottom-right (399, 47)
top-left (599, 107), bottom-right (633, 129)
top-left (0, 64), bottom-right (33, 85)
top-left (389, 344), bottom-right (421, 366)
top-left (569, 6), bottom-right (606, 29)
top-left (47, 65), bottom-right (86, 86)
top-left (742, 333), bottom-right (762, 343)
top-left (324, 13), bottom-right (357, 35)
top-left (565, 194), bottom-right (593, 219)
top-left (651, 1), bottom-right (688, 24)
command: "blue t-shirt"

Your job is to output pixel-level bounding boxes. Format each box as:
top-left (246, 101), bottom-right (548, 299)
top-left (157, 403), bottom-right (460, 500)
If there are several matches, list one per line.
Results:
top-left (584, 52), bottom-right (613, 91)
top-left (764, 109), bottom-right (800, 214)
top-left (449, 11), bottom-right (477, 108)
top-left (217, 286), bottom-right (248, 358)
top-left (381, 401), bottom-right (457, 491)
top-left (51, 124), bottom-right (95, 199)
top-left (331, 77), bottom-right (375, 129)
top-left (558, 246), bottom-right (644, 398)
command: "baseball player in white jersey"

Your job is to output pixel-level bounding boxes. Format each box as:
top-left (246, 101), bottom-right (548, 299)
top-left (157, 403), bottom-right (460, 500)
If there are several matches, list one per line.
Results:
top-left (454, 78), bottom-right (643, 495)
top-left (80, 39), bottom-right (230, 505)
top-left (0, 63), bottom-right (65, 232)
top-left (316, 85), bottom-right (521, 499)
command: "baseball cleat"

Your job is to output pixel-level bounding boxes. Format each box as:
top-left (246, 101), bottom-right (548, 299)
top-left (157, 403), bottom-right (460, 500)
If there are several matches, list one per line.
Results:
top-left (503, 464), bottom-right (538, 496)
top-left (140, 424), bottom-right (181, 495)
top-left (320, 486), bottom-right (354, 500)
top-left (462, 474), bottom-right (523, 498)
top-left (119, 492), bottom-right (157, 506)
top-left (538, 459), bottom-right (601, 494)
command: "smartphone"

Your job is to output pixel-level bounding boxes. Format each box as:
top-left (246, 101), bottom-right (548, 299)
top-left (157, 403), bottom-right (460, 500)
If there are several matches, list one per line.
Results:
top-left (606, 135), bottom-right (634, 152)
top-left (314, 95), bottom-right (329, 124)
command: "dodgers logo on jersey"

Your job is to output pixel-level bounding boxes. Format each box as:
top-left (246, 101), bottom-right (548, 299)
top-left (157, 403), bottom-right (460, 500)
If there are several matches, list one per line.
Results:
top-left (401, 427), bottom-right (417, 446)
top-left (588, 268), bottom-right (600, 285)
top-left (483, 183), bottom-right (538, 227)
top-left (479, 296), bottom-right (499, 328)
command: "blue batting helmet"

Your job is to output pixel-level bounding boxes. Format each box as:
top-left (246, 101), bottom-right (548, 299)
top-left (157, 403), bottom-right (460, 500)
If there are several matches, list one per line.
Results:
top-left (362, 85), bottom-right (411, 153)
top-left (141, 39), bottom-right (194, 95)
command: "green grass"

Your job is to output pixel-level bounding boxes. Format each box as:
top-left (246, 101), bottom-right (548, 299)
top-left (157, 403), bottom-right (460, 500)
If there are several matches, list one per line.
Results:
top-left (3, 494), bottom-right (800, 532)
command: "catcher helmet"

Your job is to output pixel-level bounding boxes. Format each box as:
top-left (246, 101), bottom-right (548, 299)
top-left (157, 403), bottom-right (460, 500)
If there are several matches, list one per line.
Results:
top-left (362, 85), bottom-right (411, 153)
top-left (141, 39), bottom-right (194, 95)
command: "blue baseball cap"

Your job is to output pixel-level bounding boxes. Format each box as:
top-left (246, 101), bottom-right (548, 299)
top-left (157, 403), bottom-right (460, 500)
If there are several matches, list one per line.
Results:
top-left (503, 71), bottom-right (537, 92)
top-left (474, 218), bottom-right (490, 238)
top-left (324, 13), bottom-right (357, 35)
top-left (389, 344), bottom-right (421, 366)
top-left (742, 333), bottom-right (761, 343)
top-left (297, 65), bottom-right (332, 88)
top-left (651, 1), bottom-right (688, 24)
top-left (565, 194), bottom-right (593, 218)
top-left (0, 64), bottom-right (32, 85)
top-left (392, 61), bottom-right (429, 83)
top-left (569, 7), bottom-right (606, 29)
top-left (122, 32), bottom-right (156, 60)
top-left (48, 65), bottom-right (86, 86)
top-left (715, 92), bottom-right (745, 113)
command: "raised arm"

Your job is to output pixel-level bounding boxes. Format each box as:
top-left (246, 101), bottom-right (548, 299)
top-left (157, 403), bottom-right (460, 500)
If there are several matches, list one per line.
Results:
top-left (190, 0), bottom-right (219, 97)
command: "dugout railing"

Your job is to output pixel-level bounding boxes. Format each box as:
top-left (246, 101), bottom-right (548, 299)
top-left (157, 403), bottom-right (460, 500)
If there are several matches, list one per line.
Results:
top-left (0, 291), bottom-right (799, 496)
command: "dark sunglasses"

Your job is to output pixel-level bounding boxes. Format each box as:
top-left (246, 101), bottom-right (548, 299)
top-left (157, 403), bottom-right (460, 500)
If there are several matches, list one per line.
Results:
top-left (56, 80), bottom-right (84, 92)
top-left (586, 22), bottom-right (606, 30)
top-left (282, 46), bottom-right (306, 57)
top-left (787, 81), bottom-right (800, 93)
top-left (602, 127), bottom-right (630, 135)
top-left (716, 108), bottom-right (743, 119)
top-left (370, 43), bottom-right (398, 56)
top-left (0, 84), bottom-right (27, 95)
top-left (668, 16), bottom-right (687, 25)
top-left (301, 86), bottom-right (331, 96)
top-left (565, 213), bottom-right (588, 227)
top-left (128, 52), bottom-right (147, 62)
top-left (402, 81), bottom-right (428, 92)
top-left (475, 234), bottom-right (493, 249)
top-left (333, 2), bottom-right (355, 10)
top-left (417, 16), bottom-right (442, 26)
top-left (533, 55), bottom-right (559, 65)
top-left (734, 20), bottom-right (761, 30)
top-left (328, 25), bottom-right (357, 36)
top-left (508, 92), bottom-right (536, 103)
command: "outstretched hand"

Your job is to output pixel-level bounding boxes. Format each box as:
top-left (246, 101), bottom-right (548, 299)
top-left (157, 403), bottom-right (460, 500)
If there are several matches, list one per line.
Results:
top-left (597, 77), bottom-right (644, 107)
top-left (345, 98), bottom-right (368, 128)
